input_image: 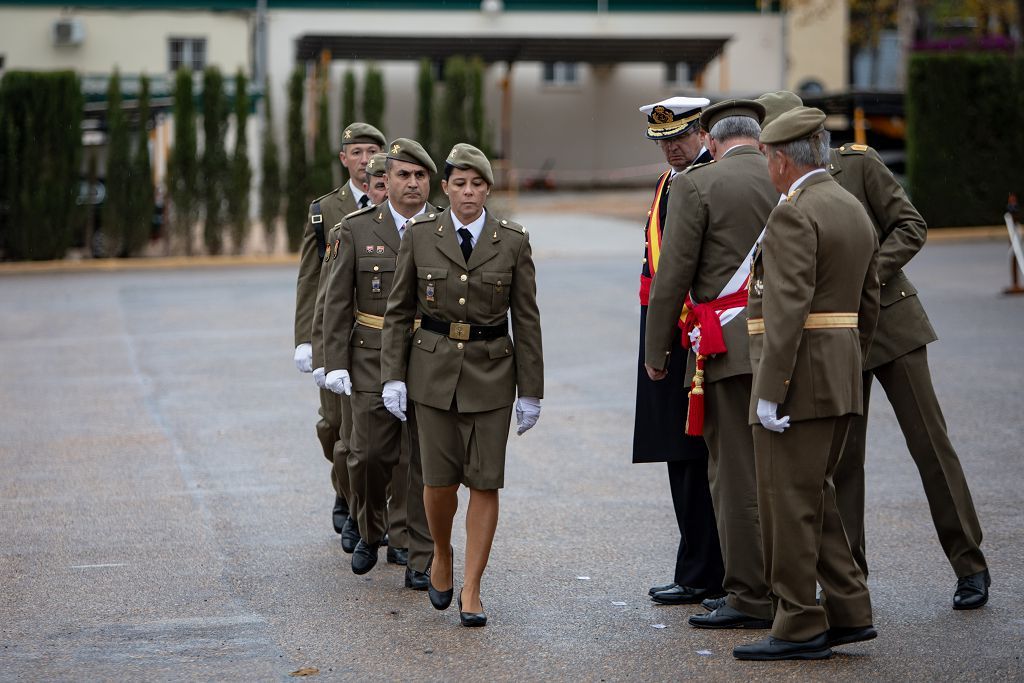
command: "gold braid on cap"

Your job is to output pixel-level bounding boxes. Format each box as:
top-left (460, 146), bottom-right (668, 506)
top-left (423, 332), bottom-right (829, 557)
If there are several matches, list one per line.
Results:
top-left (648, 110), bottom-right (701, 132)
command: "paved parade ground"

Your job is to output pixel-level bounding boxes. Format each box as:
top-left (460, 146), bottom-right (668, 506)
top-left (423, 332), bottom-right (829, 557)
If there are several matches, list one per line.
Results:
top-left (2, 210), bottom-right (1023, 681)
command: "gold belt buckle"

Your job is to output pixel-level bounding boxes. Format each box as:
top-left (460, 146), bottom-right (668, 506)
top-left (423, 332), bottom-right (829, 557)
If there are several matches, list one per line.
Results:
top-left (449, 322), bottom-right (471, 341)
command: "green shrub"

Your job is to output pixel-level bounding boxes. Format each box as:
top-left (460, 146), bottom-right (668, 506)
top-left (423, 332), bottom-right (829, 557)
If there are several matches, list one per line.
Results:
top-left (363, 63), bottom-right (385, 131)
top-left (103, 69), bottom-right (131, 256)
top-left (201, 66), bottom-right (229, 254)
top-left (311, 84), bottom-right (334, 194)
top-left (907, 53), bottom-right (1024, 227)
top-left (124, 74), bottom-right (155, 256)
top-left (0, 71), bottom-right (83, 261)
top-left (260, 79), bottom-right (281, 247)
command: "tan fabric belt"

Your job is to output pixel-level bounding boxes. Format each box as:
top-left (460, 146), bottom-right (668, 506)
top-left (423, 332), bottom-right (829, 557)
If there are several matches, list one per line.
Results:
top-left (355, 310), bottom-right (420, 331)
top-left (747, 312), bottom-right (858, 335)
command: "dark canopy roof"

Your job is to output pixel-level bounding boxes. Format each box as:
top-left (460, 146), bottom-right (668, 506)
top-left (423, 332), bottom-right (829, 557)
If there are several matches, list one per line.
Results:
top-left (295, 34), bottom-right (729, 68)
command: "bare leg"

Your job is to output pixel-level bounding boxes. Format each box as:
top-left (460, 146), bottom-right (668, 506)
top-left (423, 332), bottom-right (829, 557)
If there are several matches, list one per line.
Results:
top-left (461, 488), bottom-right (499, 613)
top-left (424, 484), bottom-right (459, 591)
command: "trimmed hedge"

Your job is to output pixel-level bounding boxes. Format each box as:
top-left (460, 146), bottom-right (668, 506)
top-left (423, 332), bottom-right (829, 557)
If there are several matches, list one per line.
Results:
top-left (907, 53), bottom-right (1024, 227)
top-left (0, 71), bottom-right (83, 261)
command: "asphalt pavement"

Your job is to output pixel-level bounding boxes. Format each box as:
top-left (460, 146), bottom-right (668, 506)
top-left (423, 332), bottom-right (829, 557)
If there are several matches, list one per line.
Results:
top-left (1, 213), bottom-right (1022, 681)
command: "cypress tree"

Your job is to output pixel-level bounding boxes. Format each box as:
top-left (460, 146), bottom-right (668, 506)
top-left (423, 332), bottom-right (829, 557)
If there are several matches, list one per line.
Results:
top-left (285, 66), bottom-right (309, 253)
top-left (437, 56), bottom-right (469, 163)
top-left (168, 68), bottom-right (199, 255)
top-left (342, 68), bottom-right (356, 128)
top-left (468, 57), bottom-right (486, 151)
top-left (311, 84), bottom-right (333, 194)
top-left (416, 58), bottom-right (434, 154)
top-left (103, 69), bottom-right (131, 257)
top-left (260, 80), bottom-right (282, 249)
top-left (0, 71), bottom-right (82, 260)
top-left (228, 70), bottom-right (252, 255)
top-left (201, 66), bottom-right (229, 255)
top-left (363, 63), bottom-right (385, 131)
top-left (124, 74), bottom-right (154, 256)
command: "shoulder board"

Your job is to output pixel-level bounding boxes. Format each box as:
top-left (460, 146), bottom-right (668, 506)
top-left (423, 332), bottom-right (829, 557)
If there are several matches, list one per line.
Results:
top-left (838, 143), bottom-right (870, 155)
top-left (311, 187), bottom-right (340, 206)
top-left (408, 211), bottom-right (440, 227)
top-left (684, 160), bottom-right (715, 174)
top-left (497, 218), bottom-right (527, 235)
top-left (343, 204), bottom-right (377, 220)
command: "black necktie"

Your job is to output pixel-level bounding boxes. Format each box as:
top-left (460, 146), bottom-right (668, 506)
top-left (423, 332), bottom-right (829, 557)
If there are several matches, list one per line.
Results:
top-left (358, 195), bottom-right (369, 209)
top-left (458, 228), bottom-right (474, 264)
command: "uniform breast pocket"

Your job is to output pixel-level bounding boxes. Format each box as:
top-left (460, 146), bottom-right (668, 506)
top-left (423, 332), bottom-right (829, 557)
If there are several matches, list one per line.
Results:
top-left (481, 271), bottom-right (513, 313)
top-left (417, 267), bottom-right (447, 309)
top-left (359, 258), bottom-right (396, 299)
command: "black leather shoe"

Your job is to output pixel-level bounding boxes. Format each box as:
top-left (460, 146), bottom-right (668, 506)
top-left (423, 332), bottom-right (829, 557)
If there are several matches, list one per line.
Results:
top-left (652, 585), bottom-right (725, 605)
top-left (733, 633), bottom-right (832, 661)
top-left (428, 547), bottom-right (454, 611)
top-left (351, 540), bottom-right (380, 575)
top-left (387, 546), bottom-right (409, 566)
top-left (953, 569), bottom-right (990, 610)
top-left (648, 581), bottom-right (678, 597)
top-left (702, 595), bottom-right (727, 612)
top-left (332, 496), bottom-right (349, 534)
top-left (689, 604), bottom-right (773, 629)
top-left (340, 517), bottom-right (360, 554)
top-left (458, 594), bottom-right (487, 627)
top-left (404, 567), bottom-right (429, 591)
top-left (826, 625), bottom-right (877, 647)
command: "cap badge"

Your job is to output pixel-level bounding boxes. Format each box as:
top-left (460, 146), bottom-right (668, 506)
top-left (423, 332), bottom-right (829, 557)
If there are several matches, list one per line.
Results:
top-left (391, 143), bottom-right (401, 154)
top-left (344, 129), bottom-right (352, 139)
top-left (652, 106), bottom-right (674, 124)
top-left (449, 147), bottom-right (458, 159)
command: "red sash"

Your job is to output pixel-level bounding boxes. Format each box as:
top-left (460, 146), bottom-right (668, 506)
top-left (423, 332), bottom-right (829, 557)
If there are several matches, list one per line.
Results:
top-left (638, 170), bottom-right (672, 306)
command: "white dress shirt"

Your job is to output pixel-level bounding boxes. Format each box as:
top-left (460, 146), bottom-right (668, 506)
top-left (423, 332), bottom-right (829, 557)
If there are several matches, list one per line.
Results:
top-left (389, 202), bottom-right (428, 239)
top-left (451, 208), bottom-right (488, 248)
top-left (349, 180), bottom-right (368, 208)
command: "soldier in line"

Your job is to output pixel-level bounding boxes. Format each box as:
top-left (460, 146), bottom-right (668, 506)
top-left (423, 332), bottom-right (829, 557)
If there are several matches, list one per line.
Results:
top-left (380, 144), bottom-right (543, 627)
top-left (645, 100), bottom-right (778, 629)
top-left (760, 92), bottom-right (991, 610)
top-left (314, 152), bottom-right (415, 568)
top-left (735, 106), bottom-right (879, 661)
top-left (294, 122), bottom-right (385, 548)
top-left (321, 140), bottom-right (438, 588)
top-left (632, 96), bottom-right (725, 607)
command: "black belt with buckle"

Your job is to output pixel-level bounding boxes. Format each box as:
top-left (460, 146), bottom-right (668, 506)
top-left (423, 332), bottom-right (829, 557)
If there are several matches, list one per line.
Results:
top-left (421, 315), bottom-right (508, 341)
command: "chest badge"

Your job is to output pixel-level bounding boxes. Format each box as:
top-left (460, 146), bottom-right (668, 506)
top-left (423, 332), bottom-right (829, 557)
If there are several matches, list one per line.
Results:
top-left (365, 245), bottom-right (374, 253)
top-left (376, 245), bottom-right (385, 254)
top-left (753, 279), bottom-right (764, 296)
top-left (372, 275), bottom-right (382, 294)
top-left (425, 282), bottom-right (435, 302)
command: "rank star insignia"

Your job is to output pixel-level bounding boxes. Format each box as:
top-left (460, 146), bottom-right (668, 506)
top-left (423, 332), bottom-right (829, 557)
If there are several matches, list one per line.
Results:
top-left (344, 129), bottom-right (352, 139)
top-left (391, 143), bottom-right (401, 154)
top-left (376, 245), bottom-right (385, 254)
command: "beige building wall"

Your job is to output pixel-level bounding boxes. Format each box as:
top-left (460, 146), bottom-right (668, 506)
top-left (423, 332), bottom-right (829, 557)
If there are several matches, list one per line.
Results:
top-left (786, 0), bottom-right (849, 92)
top-left (266, 9), bottom-right (787, 186)
top-left (0, 7), bottom-right (250, 75)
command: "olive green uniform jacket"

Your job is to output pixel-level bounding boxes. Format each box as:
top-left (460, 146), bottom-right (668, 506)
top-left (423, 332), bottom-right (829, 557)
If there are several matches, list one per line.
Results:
top-left (828, 145), bottom-right (936, 369)
top-left (294, 184), bottom-right (358, 347)
top-left (644, 146), bottom-right (778, 382)
top-left (747, 172), bottom-right (880, 422)
top-left (380, 208), bottom-right (543, 412)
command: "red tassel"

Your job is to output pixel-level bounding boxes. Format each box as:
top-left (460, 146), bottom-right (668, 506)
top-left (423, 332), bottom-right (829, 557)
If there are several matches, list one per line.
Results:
top-left (685, 355), bottom-right (706, 436)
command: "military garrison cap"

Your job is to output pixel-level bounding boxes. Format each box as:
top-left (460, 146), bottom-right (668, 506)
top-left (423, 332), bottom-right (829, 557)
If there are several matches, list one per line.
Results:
top-left (342, 122), bottom-right (386, 148)
top-left (367, 152), bottom-right (387, 177)
top-left (760, 106), bottom-right (827, 145)
top-left (386, 138), bottom-right (437, 174)
top-left (638, 96), bottom-right (709, 140)
top-left (756, 91), bottom-right (803, 127)
top-left (699, 99), bottom-right (766, 132)
top-left (446, 143), bottom-right (494, 185)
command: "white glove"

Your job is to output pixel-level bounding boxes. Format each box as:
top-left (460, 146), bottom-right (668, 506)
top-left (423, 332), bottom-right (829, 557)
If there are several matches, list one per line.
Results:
top-left (756, 398), bottom-right (790, 433)
top-left (312, 367), bottom-right (327, 389)
top-left (382, 380), bottom-right (407, 422)
top-left (515, 397), bottom-right (541, 435)
top-left (294, 343), bottom-right (313, 373)
top-left (325, 369), bottom-right (352, 396)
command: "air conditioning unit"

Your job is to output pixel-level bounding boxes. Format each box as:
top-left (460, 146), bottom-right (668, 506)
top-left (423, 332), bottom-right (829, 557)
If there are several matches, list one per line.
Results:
top-left (52, 18), bottom-right (85, 47)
